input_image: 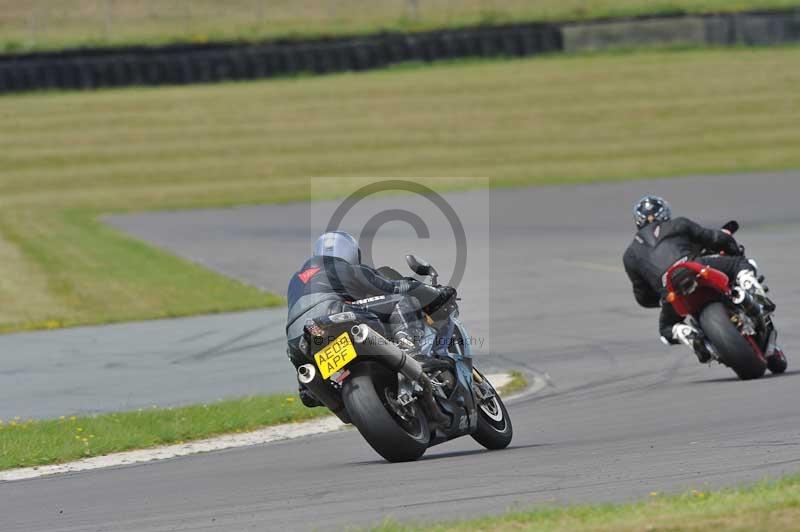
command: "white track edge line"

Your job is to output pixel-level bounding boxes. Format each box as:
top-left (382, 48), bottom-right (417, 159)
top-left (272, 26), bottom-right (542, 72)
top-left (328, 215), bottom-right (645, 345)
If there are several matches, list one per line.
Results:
top-left (1, 372), bottom-right (522, 482)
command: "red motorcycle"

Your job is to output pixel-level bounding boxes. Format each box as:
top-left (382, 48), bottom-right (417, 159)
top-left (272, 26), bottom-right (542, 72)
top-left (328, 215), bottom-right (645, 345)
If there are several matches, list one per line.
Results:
top-left (664, 221), bottom-right (787, 380)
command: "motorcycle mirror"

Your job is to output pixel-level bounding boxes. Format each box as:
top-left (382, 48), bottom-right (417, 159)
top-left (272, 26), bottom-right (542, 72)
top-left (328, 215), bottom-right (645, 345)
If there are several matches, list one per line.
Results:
top-left (405, 254), bottom-right (435, 277)
top-left (722, 220), bottom-right (739, 235)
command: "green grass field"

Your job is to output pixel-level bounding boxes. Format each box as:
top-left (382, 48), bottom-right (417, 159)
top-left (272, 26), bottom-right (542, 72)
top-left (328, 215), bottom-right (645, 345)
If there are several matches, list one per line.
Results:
top-left (373, 474), bottom-right (800, 531)
top-left (2, 0), bottom-right (799, 52)
top-left (0, 395), bottom-right (329, 470)
top-left (498, 371), bottom-right (527, 396)
top-left (0, 372), bottom-right (527, 471)
top-left (2, 46), bottom-right (800, 332)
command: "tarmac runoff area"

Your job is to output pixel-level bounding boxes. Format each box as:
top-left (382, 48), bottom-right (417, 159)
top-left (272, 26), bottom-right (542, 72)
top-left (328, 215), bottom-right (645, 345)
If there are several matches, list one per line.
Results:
top-left (0, 309), bottom-right (293, 420)
top-left (2, 172), bottom-right (799, 531)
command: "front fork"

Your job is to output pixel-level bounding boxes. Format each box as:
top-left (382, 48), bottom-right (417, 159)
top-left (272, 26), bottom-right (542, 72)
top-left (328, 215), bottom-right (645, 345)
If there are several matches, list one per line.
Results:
top-left (472, 370), bottom-right (498, 407)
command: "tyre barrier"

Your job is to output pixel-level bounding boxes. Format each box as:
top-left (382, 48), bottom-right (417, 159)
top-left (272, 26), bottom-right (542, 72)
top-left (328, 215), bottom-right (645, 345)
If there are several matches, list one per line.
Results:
top-left (0, 24), bottom-right (562, 93)
top-left (704, 9), bottom-right (800, 46)
top-left (562, 8), bottom-right (800, 51)
top-left (0, 9), bottom-right (798, 94)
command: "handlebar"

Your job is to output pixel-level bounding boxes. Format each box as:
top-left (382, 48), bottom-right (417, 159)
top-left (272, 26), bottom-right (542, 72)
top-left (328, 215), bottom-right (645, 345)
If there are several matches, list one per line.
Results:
top-left (721, 220), bottom-right (739, 235)
top-left (718, 220), bottom-right (743, 256)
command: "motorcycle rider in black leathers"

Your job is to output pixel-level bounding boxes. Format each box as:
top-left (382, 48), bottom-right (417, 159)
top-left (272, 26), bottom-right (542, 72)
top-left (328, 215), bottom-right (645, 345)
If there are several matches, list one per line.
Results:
top-left (286, 231), bottom-right (455, 406)
top-left (623, 195), bottom-right (774, 363)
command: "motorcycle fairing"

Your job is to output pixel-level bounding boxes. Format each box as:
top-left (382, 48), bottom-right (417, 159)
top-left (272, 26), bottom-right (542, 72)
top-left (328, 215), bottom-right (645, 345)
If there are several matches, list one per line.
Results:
top-left (665, 261), bottom-right (730, 317)
top-left (428, 316), bottom-right (479, 445)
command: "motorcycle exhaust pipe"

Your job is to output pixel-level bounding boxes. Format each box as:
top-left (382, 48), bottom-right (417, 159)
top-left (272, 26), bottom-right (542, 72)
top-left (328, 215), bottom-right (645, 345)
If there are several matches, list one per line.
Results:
top-left (297, 364), bottom-right (351, 424)
top-left (351, 324), bottom-right (449, 426)
top-left (351, 324), bottom-right (424, 381)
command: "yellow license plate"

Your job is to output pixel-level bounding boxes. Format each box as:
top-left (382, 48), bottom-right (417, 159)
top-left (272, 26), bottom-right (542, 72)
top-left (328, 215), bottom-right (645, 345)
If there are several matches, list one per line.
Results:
top-left (314, 332), bottom-right (358, 379)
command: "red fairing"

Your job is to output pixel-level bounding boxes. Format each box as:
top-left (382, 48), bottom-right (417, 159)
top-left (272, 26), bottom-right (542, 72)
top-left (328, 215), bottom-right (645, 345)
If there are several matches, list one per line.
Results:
top-left (297, 267), bottom-right (321, 284)
top-left (665, 261), bottom-right (730, 316)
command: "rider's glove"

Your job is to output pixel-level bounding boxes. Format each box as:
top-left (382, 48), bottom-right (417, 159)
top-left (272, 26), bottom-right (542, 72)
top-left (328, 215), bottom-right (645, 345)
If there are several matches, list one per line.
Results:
top-left (724, 238), bottom-right (743, 256)
top-left (424, 286), bottom-right (457, 319)
top-left (298, 385), bottom-right (322, 408)
top-left (437, 286), bottom-right (457, 302)
top-left (672, 323), bottom-right (698, 348)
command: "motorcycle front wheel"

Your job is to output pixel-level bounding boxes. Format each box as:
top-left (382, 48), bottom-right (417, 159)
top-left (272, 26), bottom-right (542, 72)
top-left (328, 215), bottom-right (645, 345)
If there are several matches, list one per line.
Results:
top-left (341, 362), bottom-right (430, 462)
top-left (471, 369), bottom-right (513, 450)
top-left (699, 302), bottom-right (767, 380)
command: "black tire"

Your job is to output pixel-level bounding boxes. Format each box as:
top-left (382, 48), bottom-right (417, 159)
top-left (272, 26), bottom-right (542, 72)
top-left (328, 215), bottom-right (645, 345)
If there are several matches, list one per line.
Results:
top-left (699, 303), bottom-right (767, 380)
top-left (341, 363), bottom-right (429, 462)
top-left (471, 369), bottom-right (513, 450)
top-left (767, 352), bottom-right (788, 374)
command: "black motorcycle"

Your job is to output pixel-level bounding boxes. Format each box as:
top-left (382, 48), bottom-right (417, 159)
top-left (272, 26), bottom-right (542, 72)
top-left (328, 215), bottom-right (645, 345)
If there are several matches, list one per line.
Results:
top-left (296, 255), bottom-right (513, 462)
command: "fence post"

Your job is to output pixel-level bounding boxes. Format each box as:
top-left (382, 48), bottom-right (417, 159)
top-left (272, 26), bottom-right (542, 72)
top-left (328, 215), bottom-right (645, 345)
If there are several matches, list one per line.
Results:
top-left (104, 0), bottom-right (114, 40)
top-left (407, 0), bottom-right (420, 21)
top-left (256, 0), bottom-right (265, 26)
top-left (28, 7), bottom-right (39, 45)
top-left (184, 1), bottom-right (192, 33)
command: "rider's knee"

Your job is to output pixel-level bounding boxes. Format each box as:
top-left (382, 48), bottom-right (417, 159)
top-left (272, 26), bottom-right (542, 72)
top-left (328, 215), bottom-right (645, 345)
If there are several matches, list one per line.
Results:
top-left (286, 339), bottom-right (307, 368)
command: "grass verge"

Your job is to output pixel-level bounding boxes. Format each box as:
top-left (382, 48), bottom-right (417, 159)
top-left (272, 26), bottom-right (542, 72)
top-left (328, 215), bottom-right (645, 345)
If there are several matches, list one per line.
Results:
top-left (2, 0), bottom-right (799, 53)
top-left (498, 371), bottom-right (528, 397)
top-left (372, 474), bottom-right (800, 531)
top-left (2, 46), bottom-right (799, 332)
top-left (0, 394), bottom-right (328, 471)
top-left (0, 209), bottom-right (282, 333)
top-left (0, 370), bottom-right (524, 471)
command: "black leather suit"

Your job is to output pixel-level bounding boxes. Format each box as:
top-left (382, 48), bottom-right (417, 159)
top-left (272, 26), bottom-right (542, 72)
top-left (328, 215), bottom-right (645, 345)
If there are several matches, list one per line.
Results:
top-left (285, 256), bottom-right (425, 367)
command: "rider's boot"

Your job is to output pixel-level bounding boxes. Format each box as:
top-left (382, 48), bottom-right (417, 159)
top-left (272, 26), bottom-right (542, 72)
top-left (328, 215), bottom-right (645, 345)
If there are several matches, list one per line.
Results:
top-left (672, 323), bottom-right (713, 364)
top-left (692, 337), bottom-right (715, 364)
top-left (288, 343), bottom-right (322, 407)
top-left (389, 297), bottom-right (428, 356)
top-left (764, 327), bottom-right (788, 374)
top-left (768, 347), bottom-right (788, 374)
top-left (394, 330), bottom-right (420, 354)
top-left (298, 384), bottom-right (322, 408)
top-left (736, 270), bottom-right (776, 313)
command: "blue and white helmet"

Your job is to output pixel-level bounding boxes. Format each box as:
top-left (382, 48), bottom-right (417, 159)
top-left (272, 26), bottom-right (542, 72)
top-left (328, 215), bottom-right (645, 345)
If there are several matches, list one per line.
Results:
top-left (313, 231), bottom-right (361, 265)
top-left (633, 195), bottom-right (671, 229)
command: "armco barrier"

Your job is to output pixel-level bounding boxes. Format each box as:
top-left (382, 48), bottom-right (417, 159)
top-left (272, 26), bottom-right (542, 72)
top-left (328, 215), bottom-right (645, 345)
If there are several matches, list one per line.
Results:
top-left (1, 9), bottom-right (798, 94)
top-left (0, 24), bottom-right (562, 93)
top-left (704, 9), bottom-right (800, 46)
top-left (562, 9), bottom-right (800, 51)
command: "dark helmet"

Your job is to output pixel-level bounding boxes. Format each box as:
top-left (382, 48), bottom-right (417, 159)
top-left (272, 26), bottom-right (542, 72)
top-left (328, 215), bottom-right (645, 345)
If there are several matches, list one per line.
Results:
top-left (633, 195), bottom-right (671, 229)
top-left (313, 231), bottom-right (361, 265)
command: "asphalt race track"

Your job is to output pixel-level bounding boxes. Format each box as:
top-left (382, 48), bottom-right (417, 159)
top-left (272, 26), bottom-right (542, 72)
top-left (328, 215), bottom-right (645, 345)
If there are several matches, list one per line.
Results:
top-left (3, 172), bottom-right (800, 531)
top-left (0, 309), bottom-right (293, 419)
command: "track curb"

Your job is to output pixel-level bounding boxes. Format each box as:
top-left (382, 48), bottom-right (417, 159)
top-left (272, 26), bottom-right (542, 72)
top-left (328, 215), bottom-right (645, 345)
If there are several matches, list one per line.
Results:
top-left (0, 371), bottom-right (532, 482)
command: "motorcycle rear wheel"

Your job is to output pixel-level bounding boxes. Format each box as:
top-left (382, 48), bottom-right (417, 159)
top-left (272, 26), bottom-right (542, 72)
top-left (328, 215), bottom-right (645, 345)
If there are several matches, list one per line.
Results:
top-left (699, 302), bottom-right (766, 380)
top-left (341, 362), bottom-right (430, 462)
